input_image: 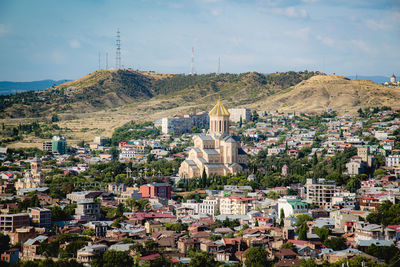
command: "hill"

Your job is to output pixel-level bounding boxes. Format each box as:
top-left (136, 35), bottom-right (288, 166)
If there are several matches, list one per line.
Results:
top-left (347, 75), bottom-right (389, 85)
top-left (250, 75), bottom-right (400, 114)
top-left (0, 69), bottom-right (319, 119)
top-left (0, 79), bottom-right (70, 95)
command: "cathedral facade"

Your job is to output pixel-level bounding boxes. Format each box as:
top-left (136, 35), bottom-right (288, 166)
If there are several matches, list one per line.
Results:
top-left (178, 99), bottom-right (247, 178)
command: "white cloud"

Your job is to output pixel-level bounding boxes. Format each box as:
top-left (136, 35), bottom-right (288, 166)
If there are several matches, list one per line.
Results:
top-left (286, 27), bottom-right (310, 41)
top-left (51, 50), bottom-right (66, 64)
top-left (316, 35), bottom-right (335, 47)
top-left (365, 19), bottom-right (390, 30)
top-left (349, 39), bottom-right (370, 53)
top-left (276, 6), bottom-right (308, 18)
top-left (69, 40), bottom-right (81, 48)
top-left (316, 35), bottom-right (371, 53)
top-left (0, 24), bottom-right (8, 36)
top-left (211, 8), bottom-right (220, 16)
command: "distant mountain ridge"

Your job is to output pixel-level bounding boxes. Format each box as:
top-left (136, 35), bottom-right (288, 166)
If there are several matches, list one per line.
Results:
top-left (0, 79), bottom-right (70, 95)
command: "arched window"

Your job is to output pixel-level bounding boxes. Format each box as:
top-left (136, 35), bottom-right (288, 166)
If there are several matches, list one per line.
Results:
top-left (219, 120), bottom-right (222, 132)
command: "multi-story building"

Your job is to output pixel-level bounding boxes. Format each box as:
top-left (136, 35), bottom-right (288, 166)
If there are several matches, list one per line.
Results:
top-left (28, 208), bottom-right (51, 229)
top-left (108, 183), bottom-right (126, 195)
top-left (161, 112), bottom-right (209, 135)
top-left (386, 154), bottom-right (400, 167)
top-left (0, 214), bottom-right (30, 232)
top-left (42, 141), bottom-right (52, 152)
top-left (220, 196), bottom-right (256, 215)
top-left (228, 108), bottom-right (251, 123)
top-left (199, 198), bottom-right (219, 216)
top-left (140, 182), bottom-right (171, 199)
top-left (51, 136), bottom-right (67, 155)
top-left (77, 244), bottom-right (108, 265)
top-left (74, 199), bottom-right (100, 221)
top-left (144, 221), bottom-right (166, 234)
top-left (304, 178), bottom-right (336, 208)
top-left (346, 156), bottom-right (366, 176)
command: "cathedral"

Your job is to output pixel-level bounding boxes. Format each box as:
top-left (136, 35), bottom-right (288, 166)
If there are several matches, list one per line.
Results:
top-left (178, 98), bottom-right (247, 178)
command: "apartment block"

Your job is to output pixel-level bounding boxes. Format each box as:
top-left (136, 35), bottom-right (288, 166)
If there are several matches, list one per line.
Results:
top-left (304, 178), bottom-right (336, 208)
top-left (228, 108), bottom-right (251, 123)
top-left (28, 207), bottom-right (51, 229)
top-left (0, 214), bottom-right (30, 232)
top-left (74, 199), bottom-right (101, 221)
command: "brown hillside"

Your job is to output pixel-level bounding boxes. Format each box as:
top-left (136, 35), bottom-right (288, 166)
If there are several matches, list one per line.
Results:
top-left (250, 75), bottom-right (400, 114)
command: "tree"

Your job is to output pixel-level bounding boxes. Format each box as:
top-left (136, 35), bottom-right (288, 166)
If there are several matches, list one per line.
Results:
top-left (51, 114), bottom-right (59, 122)
top-left (324, 237), bottom-right (347, 251)
top-left (266, 191), bottom-right (279, 199)
top-left (82, 229), bottom-right (95, 236)
top-left (365, 244), bottom-right (400, 264)
top-left (298, 222), bottom-right (308, 241)
top-left (313, 227), bottom-right (329, 242)
top-left (188, 250), bottom-right (216, 267)
top-left (280, 208), bottom-right (285, 227)
top-left (92, 250), bottom-right (133, 267)
top-left (254, 220), bottom-right (259, 227)
top-left (125, 198), bottom-right (136, 211)
top-left (239, 116), bottom-right (243, 128)
top-left (201, 169), bottom-right (207, 188)
top-left (243, 247), bottom-right (271, 267)
top-left (0, 232), bottom-right (10, 251)
top-left (280, 242), bottom-right (298, 253)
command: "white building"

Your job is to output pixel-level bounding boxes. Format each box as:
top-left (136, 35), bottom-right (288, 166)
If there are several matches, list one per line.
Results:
top-left (228, 108), bottom-right (251, 123)
top-left (219, 196), bottom-right (256, 215)
top-left (386, 154), bottom-right (400, 167)
top-left (277, 196), bottom-right (308, 219)
top-left (161, 112), bottom-right (209, 135)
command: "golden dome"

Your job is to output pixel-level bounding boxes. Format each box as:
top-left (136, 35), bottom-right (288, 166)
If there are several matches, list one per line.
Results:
top-left (209, 97), bottom-right (230, 117)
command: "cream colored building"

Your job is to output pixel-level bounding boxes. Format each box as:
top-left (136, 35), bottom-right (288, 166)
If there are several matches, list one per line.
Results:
top-left (179, 99), bottom-right (247, 178)
top-left (15, 157), bottom-right (44, 190)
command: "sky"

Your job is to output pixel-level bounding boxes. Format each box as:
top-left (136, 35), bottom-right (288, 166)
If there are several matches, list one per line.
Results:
top-left (0, 0), bottom-right (399, 81)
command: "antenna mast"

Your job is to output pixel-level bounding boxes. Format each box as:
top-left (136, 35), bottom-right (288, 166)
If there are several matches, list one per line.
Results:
top-left (106, 52), bottom-right (108, 69)
top-left (98, 52), bottom-right (101, 70)
top-left (218, 56), bottom-right (221, 74)
top-left (190, 47), bottom-right (195, 75)
top-left (116, 29), bottom-right (121, 69)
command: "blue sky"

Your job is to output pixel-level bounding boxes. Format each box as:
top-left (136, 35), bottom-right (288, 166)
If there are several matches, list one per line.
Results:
top-left (0, 0), bottom-right (399, 81)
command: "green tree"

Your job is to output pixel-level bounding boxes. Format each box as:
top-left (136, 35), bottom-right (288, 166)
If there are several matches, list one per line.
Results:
top-left (125, 198), bottom-right (137, 211)
top-left (243, 247), bottom-right (271, 267)
top-left (188, 250), bottom-right (217, 267)
top-left (92, 250), bottom-right (133, 267)
top-left (0, 232), bottom-right (10, 251)
top-left (313, 227), bottom-right (329, 242)
top-left (298, 222), bottom-right (308, 241)
top-left (280, 208), bottom-right (285, 227)
top-left (324, 237), bottom-right (347, 251)
top-left (266, 191), bottom-right (279, 199)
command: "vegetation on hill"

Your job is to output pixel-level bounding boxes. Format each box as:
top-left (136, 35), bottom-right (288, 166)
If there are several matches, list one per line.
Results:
top-left (0, 70), bottom-right (320, 119)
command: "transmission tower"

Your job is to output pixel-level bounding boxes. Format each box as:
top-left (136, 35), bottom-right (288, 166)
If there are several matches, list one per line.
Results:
top-left (106, 52), bottom-right (108, 69)
top-left (98, 52), bottom-right (101, 70)
top-left (116, 29), bottom-right (121, 69)
top-left (217, 56), bottom-right (221, 74)
top-left (190, 47), bottom-right (195, 75)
